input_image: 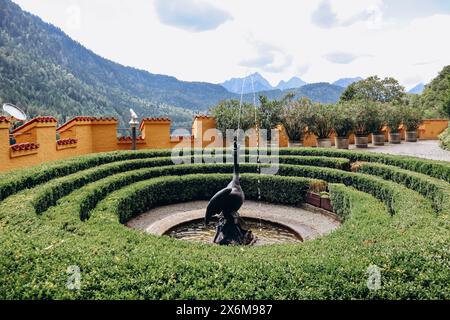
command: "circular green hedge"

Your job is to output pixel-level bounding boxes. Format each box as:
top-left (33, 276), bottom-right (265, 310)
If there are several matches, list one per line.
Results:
top-left (0, 148), bottom-right (448, 299)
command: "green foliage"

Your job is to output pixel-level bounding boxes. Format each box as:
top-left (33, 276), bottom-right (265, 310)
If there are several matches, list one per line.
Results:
top-left (257, 95), bottom-right (284, 138)
top-left (32, 156), bottom-right (350, 216)
top-left (304, 103), bottom-right (334, 139)
top-left (439, 127), bottom-right (450, 151)
top-left (209, 100), bottom-right (255, 133)
top-left (279, 148), bottom-right (450, 182)
top-left (354, 162), bottom-right (450, 214)
top-left (115, 174), bottom-right (313, 223)
top-left (348, 100), bottom-right (385, 136)
top-left (0, 148), bottom-right (449, 299)
top-left (280, 97), bottom-right (311, 141)
top-left (402, 105), bottom-right (423, 131)
top-left (330, 103), bottom-right (355, 137)
top-left (384, 103), bottom-right (404, 133)
top-left (420, 65), bottom-right (450, 119)
top-left (340, 76), bottom-right (406, 104)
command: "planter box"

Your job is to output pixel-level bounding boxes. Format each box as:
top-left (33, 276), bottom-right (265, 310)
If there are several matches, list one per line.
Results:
top-left (288, 140), bottom-right (303, 148)
top-left (316, 138), bottom-right (332, 148)
top-left (389, 132), bottom-right (401, 144)
top-left (406, 131), bottom-right (418, 142)
top-left (372, 134), bottom-right (385, 146)
top-left (305, 192), bottom-right (321, 207)
top-left (320, 197), bottom-right (333, 211)
top-left (335, 137), bottom-right (349, 149)
top-left (355, 136), bottom-right (368, 148)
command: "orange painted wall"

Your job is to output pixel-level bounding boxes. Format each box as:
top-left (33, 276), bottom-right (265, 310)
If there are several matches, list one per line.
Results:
top-left (0, 116), bottom-right (447, 173)
top-left (419, 119), bottom-right (449, 140)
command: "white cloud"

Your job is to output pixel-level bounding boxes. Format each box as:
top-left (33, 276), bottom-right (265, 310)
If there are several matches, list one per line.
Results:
top-left (10, 0), bottom-right (450, 87)
top-left (324, 52), bottom-right (358, 64)
top-left (153, 0), bottom-right (232, 32)
top-left (240, 40), bottom-right (293, 73)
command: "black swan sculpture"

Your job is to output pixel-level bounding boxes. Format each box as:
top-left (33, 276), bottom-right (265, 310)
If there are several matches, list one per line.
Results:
top-left (205, 137), bottom-right (255, 245)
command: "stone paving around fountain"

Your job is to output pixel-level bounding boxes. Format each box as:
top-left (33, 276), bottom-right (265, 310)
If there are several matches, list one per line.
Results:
top-left (349, 140), bottom-right (450, 161)
top-left (126, 201), bottom-right (341, 242)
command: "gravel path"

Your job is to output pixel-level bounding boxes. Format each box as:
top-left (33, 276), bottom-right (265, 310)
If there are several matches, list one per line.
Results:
top-left (349, 140), bottom-right (450, 162)
top-left (126, 201), bottom-right (341, 242)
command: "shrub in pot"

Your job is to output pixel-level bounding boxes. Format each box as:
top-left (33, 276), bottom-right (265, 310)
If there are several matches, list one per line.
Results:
top-left (331, 104), bottom-right (354, 149)
top-left (281, 97), bottom-right (311, 147)
top-left (350, 101), bottom-right (379, 148)
top-left (402, 105), bottom-right (423, 142)
top-left (385, 103), bottom-right (403, 144)
top-left (305, 103), bottom-right (334, 148)
top-left (370, 102), bottom-right (387, 146)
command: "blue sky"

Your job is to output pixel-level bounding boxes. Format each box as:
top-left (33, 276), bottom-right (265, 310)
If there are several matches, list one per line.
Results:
top-left (382, 0), bottom-right (450, 20)
top-left (12, 0), bottom-right (450, 89)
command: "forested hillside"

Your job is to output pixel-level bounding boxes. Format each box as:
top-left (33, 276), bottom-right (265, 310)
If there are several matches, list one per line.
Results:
top-left (0, 0), bottom-right (346, 129)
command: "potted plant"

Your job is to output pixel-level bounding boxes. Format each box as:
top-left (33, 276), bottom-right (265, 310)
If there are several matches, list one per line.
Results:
top-left (258, 95), bottom-right (284, 146)
top-left (385, 103), bottom-right (403, 144)
top-left (370, 102), bottom-right (387, 146)
top-left (331, 104), bottom-right (354, 149)
top-left (402, 105), bottom-right (423, 142)
top-left (281, 97), bottom-right (310, 147)
top-left (350, 101), bottom-right (377, 148)
top-left (305, 103), bottom-right (334, 148)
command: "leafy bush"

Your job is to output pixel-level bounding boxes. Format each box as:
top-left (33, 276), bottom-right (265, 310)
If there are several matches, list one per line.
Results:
top-left (280, 97), bottom-right (311, 141)
top-left (354, 162), bottom-right (450, 213)
top-left (304, 103), bottom-right (334, 139)
top-left (439, 127), bottom-right (450, 151)
top-left (279, 148), bottom-right (450, 182)
top-left (349, 100), bottom-right (383, 136)
top-left (209, 99), bottom-right (255, 133)
top-left (0, 149), bottom-right (448, 299)
top-left (32, 155), bottom-right (350, 215)
top-left (402, 105), bottom-right (423, 131)
top-left (331, 103), bottom-right (354, 138)
top-left (385, 103), bottom-right (403, 133)
top-left (114, 174), bottom-right (314, 223)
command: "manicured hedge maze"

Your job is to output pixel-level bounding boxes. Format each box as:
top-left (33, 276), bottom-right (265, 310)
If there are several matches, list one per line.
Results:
top-left (0, 148), bottom-right (448, 299)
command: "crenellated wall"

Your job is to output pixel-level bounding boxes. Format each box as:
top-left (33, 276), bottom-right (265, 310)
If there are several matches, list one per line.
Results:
top-left (0, 114), bottom-right (447, 172)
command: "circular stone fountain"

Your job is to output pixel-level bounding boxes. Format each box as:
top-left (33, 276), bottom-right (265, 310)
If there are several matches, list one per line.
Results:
top-left (126, 201), bottom-right (341, 245)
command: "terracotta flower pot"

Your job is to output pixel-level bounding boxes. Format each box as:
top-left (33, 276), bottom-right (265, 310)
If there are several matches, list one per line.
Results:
top-left (334, 137), bottom-right (349, 149)
top-left (389, 132), bottom-right (401, 144)
top-left (316, 138), bottom-right (332, 148)
top-left (355, 136), bottom-right (368, 148)
top-left (406, 131), bottom-right (418, 142)
top-left (372, 134), bottom-right (385, 146)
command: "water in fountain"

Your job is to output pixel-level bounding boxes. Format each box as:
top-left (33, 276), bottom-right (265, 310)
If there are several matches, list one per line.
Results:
top-left (166, 218), bottom-right (301, 246)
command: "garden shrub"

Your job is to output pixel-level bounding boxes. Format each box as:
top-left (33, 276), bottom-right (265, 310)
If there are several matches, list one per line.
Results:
top-left (439, 127), bottom-right (450, 151)
top-left (31, 156), bottom-right (348, 215)
top-left (279, 148), bottom-right (450, 182)
top-left (0, 148), bottom-right (448, 299)
top-left (113, 174), bottom-right (314, 223)
top-left (354, 162), bottom-right (450, 214)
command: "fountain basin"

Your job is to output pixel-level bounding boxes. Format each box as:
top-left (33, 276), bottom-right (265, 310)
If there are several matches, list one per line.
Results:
top-left (126, 201), bottom-right (341, 245)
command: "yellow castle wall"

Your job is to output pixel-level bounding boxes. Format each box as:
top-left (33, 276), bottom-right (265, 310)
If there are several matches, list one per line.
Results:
top-left (0, 116), bottom-right (447, 172)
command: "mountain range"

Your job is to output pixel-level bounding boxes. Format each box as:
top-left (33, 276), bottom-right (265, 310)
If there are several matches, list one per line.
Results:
top-left (408, 83), bottom-right (425, 94)
top-left (0, 0), bottom-right (360, 129)
top-left (220, 73), bottom-right (363, 94)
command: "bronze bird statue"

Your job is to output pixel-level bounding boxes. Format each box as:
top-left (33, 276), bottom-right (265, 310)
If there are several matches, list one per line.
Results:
top-left (205, 137), bottom-right (255, 245)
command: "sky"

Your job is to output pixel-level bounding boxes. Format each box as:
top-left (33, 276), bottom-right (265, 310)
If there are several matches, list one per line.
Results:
top-left (11, 0), bottom-right (450, 89)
